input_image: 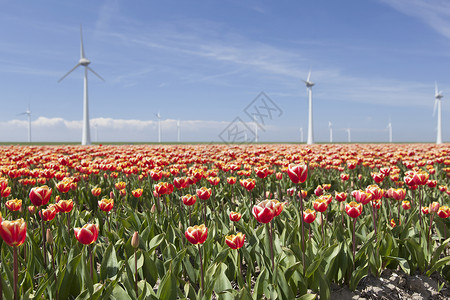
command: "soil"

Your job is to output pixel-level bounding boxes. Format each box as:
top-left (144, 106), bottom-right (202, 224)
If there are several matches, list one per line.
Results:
top-left (330, 269), bottom-right (450, 300)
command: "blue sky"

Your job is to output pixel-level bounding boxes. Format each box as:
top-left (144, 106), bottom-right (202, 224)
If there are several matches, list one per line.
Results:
top-left (0, 0), bottom-right (449, 143)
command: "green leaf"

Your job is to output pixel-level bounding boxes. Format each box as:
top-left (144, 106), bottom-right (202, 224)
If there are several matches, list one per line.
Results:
top-left (427, 256), bottom-right (450, 276)
top-left (349, 264), bottom-right (368, 291)
top-left (298, 294), bottom-right (317, 300)
top-left (148, 233), bottom-right (165, 254)
top-left (111, 285), bottom-right (133, 300)
top-left (305, 256), bottom-right (324, 278)
top-left (386, 256), bottom-right (410, 275)
top-left (430, 237), bottom-right (450, 267)
top-left (252, 268), bottom-right (267, 300)
top-left (100, 243), bottom-right (119, 281)
top-left (156, 269), bottom-right (178, 300)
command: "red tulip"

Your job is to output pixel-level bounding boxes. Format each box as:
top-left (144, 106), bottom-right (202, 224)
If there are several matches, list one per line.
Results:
top-left (227, 177), bottom-right (237, 185)
top-left (252, 200), bottom-right (276, 223)
top-left (182, 194), bottom-right (197, 206)
top-left (335, 192), bottom-right (347, 202)
top-left (391, 188), bottom-right (406, 201)
top-left (287, 164), bottom-right (308, 184)
top-left (365, 185), bottom-right (383, 200)
top-left (115, 181), bottom-right (126, 190)
top-left (314, 185), bottom-right (324, 196)
top-left (225, 232), bottom-right (245, 249)
top-left (422, 206), bottom-right (430, 215)
top-left (303, 209), bottom-right (316, 224)
top-left (0, 218), bottom-right (27, 247)
top-left (74, 223), bottom-right (99, 245)
top-left (98, 198), bottom-right (114, 212)
top-left (429, 202), bottom-right (440, 213)
top-left (55, 199), bottom-right (74, 213)
top-left (239, 178), bottom-right (256, 191)
top-left (351, 190), bottom-right (372, 205)
top-left (5, 199), bottom-right (22, 212)
top-left (345, 201), bottom-right (363, 218)
top-left (313, 198), bottom-right (328, 213)
top-left (229, 211), bottom-right (242, 222)
top-left (173, 177), bottom-right (188, 189)
top-left (255, 166), bottom-right (269, 179)
top-left (185, 224), bottom-right (208, 245)
top-left (39, 206), bottom-right (57, 221)
top-left (340, 173), bottom-right (349, 181)
top-left (91, 187), bottom-right (102, 197)
top-left (196, 187), bottom-right (212, 201)
top-left (437, 206), bottom-right (450, 218)
top-left (1, 186), bottom-right (11, 198)
top-left (132, 188), bottom-right (143, 198)
top-left (29, 185), bottom-right (52, 207)
top-left (401, 200), bottom-right (411, 210)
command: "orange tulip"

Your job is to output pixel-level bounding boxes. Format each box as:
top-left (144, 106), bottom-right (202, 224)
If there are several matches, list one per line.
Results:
top-left (115, 181), bottom-right (126, 190)
top-left (185, 224), bottom-right (208, 245)
top-left (0, 218), bottom-right (27, 247)
top-left (91, 187), bottom-right (102, 197)
top-left (225, 232), bottom-right (245, 249)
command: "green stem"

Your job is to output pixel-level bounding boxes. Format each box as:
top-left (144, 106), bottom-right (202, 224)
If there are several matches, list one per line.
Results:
top-left (41, 213), bottom-right (47, 266)
top-left (14, 246), bottom-right (18, 300)
top-left (198, 244), bottom-right (205, 297)
top-left (135, 248), bottom-right (138, 298)
top-left (89, 245), bottom-right (93, 282)
top-left (298, 185), bottom-right (306, 275)
top-left (352, 218), bottom-right (356, 272)
top-left (267, 222), bottom-right (275, 271)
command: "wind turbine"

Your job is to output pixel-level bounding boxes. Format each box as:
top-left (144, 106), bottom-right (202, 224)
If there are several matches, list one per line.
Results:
top-left (18, 105), bottom-right (32, 143)
top-left (253, 115), bottom-right (258, 143)
top-left (156, 112), bottom-right (161, 143)
top-left (387, 119), bottom-right (392, 143)
top-left (58, 25), bottom-right (104, 145)
top-left (328, 121), bottom-right (333, 143)
top-left (434, 82), bottom-right (443, 145)
top-left (177, 120), bottom-right (181, 143)
top-left (346, 127), bottom-right (351, 143)
top-left (299, 127), bottom-right (303, 143)
top-left (302, 70), bottom-right (315, 145)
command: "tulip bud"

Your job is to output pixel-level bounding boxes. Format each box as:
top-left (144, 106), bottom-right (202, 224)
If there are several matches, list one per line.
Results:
top-left (340, 202), bottom-right (345, 212)
top-left (46, 228), bottom-right (54, 245)
top-left (429, 202), bottom-right (440, 213)
top-left (131, 231), bottom-right (139, 249)
top-left (151, 204), bottom-right (156, 213)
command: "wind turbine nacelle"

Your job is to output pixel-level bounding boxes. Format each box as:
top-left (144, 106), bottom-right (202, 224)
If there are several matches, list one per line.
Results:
top-left (305, 81), bottom-right (315, 88)
top-left (79, 58), bottom-right (91, 66)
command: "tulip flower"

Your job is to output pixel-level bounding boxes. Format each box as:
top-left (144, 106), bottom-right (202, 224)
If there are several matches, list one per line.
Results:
top-left (345, 201), bottom-right (363, 271)
top-left (74, 223), bottom-right (99, 245)
top-left (131, 188), bottom-right (143, 198)
top-left (185, 224), bottom-right (207, 296)
top-left (229, 211), bottom-right (242, 222)
top-left (55, 199), bottom-right (73, 213)
top-left (239, 178), bottom-right (256, 191)
top-left (91, 187), bottom-right (102, 197)
top-left (422, 206), bottom-right (430, 215)
top-left (303, 209), bottom-right (316, 224)
top-left (335, 192), bottom-right (347, 202)
top-left (98, 198), bottom-right (114, 212)
top-left (115, 181), bottom-right (126, 190)
top-left (1, 186), bottom-right (11, 198)
top-left (74, 223), bottom-right (99, 281)
top-left (227, 177), bottom-right (237, 185)
top-left (340, 173), bottom-right (350, 181)
top-left (252, 200), bottom-right (276, 224)
top-left (40, 206), bottom-right (57, 222)
top-left (29, 185), bottom-right (52, 207)
top-left (5, 199), bottom-right (22, 212)
top-left (0, 218), bottom-right (27, 300)
top-left (401, 200), bottom-right (411, 210)
top-left (225, 232), bottom-right (245, 250)
top-left (173, 177), bottom-right (187, 189)
top-left (437, 206), bottom-right (450, 218)
top-left (351, 190), bottom-right (372, 205)
top-left (313, 198), bottom-right (328, 213)
top-left (131, 231), bottom-right (139, 297)
top-left (314, 185), bottom-right (324, 196)
top-left (287, 163), bottom-right (308, 184)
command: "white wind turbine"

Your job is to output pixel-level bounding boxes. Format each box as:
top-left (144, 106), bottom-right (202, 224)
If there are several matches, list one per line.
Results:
top-left (18, 105), bottom-right (32, 143)
top-left (328, 121), bottom-right (333, 143)
top-left (302, 70), bottom-right (315, 145)
top-left (253, 115), bottom-right (258, 143)
top-left (58, 25), bottom-right (104, 146)
top-left (156, 112), bottom-right (161, 143)
top-left (434, 82), bottom-right (443, 145)
top-left (387, 119), bottom-right (392, 143)
top-left (346, 127), bottom-right (351, 143)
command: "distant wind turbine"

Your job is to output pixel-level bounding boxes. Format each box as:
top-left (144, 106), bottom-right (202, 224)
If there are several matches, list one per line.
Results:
top-left (434, 82), bottom-right (443, 145)
top-left (302, 70), bottom-right (315, 145)
top-left (346, 127), bottom-right (351, 143)
top-left (18, 105), bottom-right (32, 143)
top-left (177, 120), bottom-right (181, 143)
top-left (253, 115), bottom-right (258, 143)
top-left (387, 119), bottom-right (392, 143)
top-left (58, 25), bottom-right (104, 145)
top-left (328, 121), bottom-right (333, 143)
top-left (156, 112), bottom-right (161, 143)
top-left (299, 127), bottom-right (304, 143)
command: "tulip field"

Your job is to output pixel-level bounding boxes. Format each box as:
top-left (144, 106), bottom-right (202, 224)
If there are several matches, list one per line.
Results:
top-left (0, 143), bottom-right (450, 299)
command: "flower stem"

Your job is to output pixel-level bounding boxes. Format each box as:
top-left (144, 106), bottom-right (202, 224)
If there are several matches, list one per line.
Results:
top-left (352, 218), bottom-right (356, 272)
top-left (89, 245), bottom-right (94, 281)
top-left (298, 185), bottom-right (306, 275)
top-left (134, 248), bottom-right (138, 298)
top-left (198, 244), bottom-right (205, 297)
top-left (41, 214), bottom-right (47, 266)
top-left (13, 246), bottom-right (18, 300)
top-left (267, 222), bottom-right (275, 271)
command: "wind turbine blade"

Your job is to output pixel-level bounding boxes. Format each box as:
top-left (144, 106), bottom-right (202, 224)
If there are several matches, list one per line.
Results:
top-left (80, 25), bottom-right (85, 59)
top-left (87, 67), bottom-right (105, 81)
top-left (435, 81), bottom-right (438, 96)
top-left (17, 112), bottom-right (27, 116)
top-left (433, 99), bottom-right (438, 117)
top-left (58, 63), bottom-right (81, 82)
top-left (307, 69), bottom-right (311, 82)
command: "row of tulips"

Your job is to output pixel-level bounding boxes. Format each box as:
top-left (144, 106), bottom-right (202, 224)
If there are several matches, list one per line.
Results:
top-left (0, 144), bottom-right (449, 299)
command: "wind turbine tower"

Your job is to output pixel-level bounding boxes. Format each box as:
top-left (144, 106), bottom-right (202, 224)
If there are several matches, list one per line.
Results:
top-left (434, 82), bottom-right (443, 145)
top-left (253, 115), bottom-right (258, 143)
top-left (302, 70), bottom-right (315, 145)
top-left (328, 121), bottom-right (333, 143)
top-left (58, 25), bottom-right (104, 146)
top-left (156, 112), bottom-right (161, 143)
top-left (19, 105), bottom-right (32, 143)
top-left (387, 120), bottom-right (392, 143)
top-left (346, 128), bottom-right (351, 143)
